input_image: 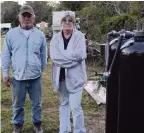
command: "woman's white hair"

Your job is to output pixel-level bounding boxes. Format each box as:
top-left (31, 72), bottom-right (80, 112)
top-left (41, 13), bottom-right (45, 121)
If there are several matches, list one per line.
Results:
top-left (61, 11), bottom-right (75, 24)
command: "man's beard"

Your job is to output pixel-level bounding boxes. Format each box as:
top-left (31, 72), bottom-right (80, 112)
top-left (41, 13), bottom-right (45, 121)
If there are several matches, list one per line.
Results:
top-left (21, 23), bottom-right (33, 30)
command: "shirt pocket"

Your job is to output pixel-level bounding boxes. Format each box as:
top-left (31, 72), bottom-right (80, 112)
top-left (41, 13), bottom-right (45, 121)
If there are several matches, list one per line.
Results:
top-left (32, 41), bottom-right (41, 55)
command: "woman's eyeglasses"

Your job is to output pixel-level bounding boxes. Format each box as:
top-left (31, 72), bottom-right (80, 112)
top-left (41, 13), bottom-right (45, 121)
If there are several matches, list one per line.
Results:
top-left (62, 18), bottom-right (73, 23)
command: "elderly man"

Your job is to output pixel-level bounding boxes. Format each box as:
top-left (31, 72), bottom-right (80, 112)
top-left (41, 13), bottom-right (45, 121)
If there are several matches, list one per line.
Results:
top-left (50, 11), bottom-right (87, 133)
top-left (1, 5), bottom-right (47, 133)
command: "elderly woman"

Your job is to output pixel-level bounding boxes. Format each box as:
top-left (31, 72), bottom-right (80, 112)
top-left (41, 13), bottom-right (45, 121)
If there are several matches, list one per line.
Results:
top-left (50, 11), bottom-right (87, 133)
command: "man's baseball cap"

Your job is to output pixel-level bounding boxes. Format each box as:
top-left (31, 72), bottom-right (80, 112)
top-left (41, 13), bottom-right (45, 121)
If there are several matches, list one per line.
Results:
top-left (19, 5), bottom-right (35, 15)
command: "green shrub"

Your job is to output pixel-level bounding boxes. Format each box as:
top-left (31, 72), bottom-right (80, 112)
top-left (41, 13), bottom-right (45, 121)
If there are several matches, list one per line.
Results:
top-left (101, 14), bottom-right (139, 33)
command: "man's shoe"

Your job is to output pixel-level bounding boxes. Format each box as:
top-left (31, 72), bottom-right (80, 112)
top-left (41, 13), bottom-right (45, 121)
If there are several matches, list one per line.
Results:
top-left (33, 124), bottom-right (44, 133)
top-left (12, 124), bottom-right (23, 133)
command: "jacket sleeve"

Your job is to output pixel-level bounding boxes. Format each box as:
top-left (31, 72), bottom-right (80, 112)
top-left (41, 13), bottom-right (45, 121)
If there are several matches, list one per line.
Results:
top-left (1, 32), bottom-right (12, 78)
top-left (60, 33), bottom-right (87, 62)
top-left (50, 35), bottom-right (79, 68)
top-left (40, 33), bottom-right (47, 72)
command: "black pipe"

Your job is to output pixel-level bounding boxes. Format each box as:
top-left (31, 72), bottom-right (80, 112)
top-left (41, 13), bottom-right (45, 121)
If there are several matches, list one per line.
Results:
top-left (109, 35), bottom-right (124, 75)
top-left (105, 34), bottom-right (124, 133)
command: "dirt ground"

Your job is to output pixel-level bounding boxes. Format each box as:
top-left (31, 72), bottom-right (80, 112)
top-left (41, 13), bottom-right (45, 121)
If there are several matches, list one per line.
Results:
top-left (85, 107), bottom-right (105, 133)
top-left (68, 105), bottom-right (105, 133)
top-left (85, 59), bottom-right (106, 133)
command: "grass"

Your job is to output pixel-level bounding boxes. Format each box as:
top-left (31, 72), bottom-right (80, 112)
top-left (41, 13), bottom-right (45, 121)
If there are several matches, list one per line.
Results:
top-left (1, 37), bottom-right (104, 133)
top-left (0, 37), bottom-right (4, 52)
top-left (1, 63), bottom-right (102, 133)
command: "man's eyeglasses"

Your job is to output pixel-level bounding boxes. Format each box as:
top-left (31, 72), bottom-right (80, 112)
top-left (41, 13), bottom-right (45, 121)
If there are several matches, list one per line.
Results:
top-left (62, 18), bottom-right (73, 23)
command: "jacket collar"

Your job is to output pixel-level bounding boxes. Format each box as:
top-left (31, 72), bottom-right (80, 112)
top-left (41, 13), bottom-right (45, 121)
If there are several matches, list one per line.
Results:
top-left (58, 28), bottom-right (79, 51)
top-left (18, 25), bottom-right (35, 33)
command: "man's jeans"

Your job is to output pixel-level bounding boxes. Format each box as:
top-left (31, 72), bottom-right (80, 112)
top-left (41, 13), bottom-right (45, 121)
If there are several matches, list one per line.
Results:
top-left (11, 76), bottom-right (42, 125)
top-left (59, 81), bottom-right (86, 133)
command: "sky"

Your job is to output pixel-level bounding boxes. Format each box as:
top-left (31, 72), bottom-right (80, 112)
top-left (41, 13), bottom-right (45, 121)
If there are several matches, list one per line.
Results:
top-left (17, 0), bottom-right (26, 5)
top-left (1, 0), bottom-right (60, 5)
top-left (16, 0), bottom-right (60, 5)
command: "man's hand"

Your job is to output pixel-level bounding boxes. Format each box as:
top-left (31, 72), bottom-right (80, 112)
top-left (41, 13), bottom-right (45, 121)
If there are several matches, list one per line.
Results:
top-left (3, 77), bottom-right (11, 87)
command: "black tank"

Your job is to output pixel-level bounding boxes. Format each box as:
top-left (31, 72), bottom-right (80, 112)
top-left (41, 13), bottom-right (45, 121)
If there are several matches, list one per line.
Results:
top-left (118, 31), bottom-right (144, 133)
top-left (106, 37), bottom-right (129, 133)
